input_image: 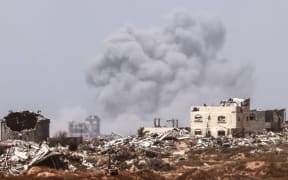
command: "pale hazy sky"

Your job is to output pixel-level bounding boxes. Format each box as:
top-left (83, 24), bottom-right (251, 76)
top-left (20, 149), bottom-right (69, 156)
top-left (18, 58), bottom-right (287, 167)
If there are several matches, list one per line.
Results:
top-left (1, 1), bottom-right (288, 135)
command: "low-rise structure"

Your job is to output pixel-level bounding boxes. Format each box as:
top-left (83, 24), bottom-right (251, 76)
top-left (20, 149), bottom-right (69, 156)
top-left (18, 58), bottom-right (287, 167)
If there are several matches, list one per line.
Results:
top-left (248, 109), bottom-right (286, 133)
top-left (144, 118), bottom-right (179, 134)
top-left (190, 98), bottom-right (286, 137)
top-left (0, 111), bottom-right (50, 142)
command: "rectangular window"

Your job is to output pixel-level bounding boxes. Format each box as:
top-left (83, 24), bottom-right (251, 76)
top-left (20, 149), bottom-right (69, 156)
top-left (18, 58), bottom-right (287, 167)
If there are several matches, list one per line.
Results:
top-left (195, 130), bottom-right (202, 135)
top-left (250, 113), bottom-right (256, 120)
top-left (218, 116), bottom-right (226, 123)
top-left (192, 107), bottom-right (199, 112)
top-left (218, 130), bottom-right (225, 136)
top-left (194, 114), bottom-right (203, 122)
top-left (265, 111), bottom-right (273, 122)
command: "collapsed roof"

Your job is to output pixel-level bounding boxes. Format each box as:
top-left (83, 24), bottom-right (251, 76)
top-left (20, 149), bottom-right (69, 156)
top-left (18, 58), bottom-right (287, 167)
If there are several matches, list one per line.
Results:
top-left (3, 111), bottom-right (45, 131)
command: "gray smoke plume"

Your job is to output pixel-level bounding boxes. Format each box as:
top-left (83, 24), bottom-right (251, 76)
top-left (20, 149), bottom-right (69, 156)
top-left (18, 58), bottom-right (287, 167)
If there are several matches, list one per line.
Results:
top-left (87, 11), bottom-right (253, 125)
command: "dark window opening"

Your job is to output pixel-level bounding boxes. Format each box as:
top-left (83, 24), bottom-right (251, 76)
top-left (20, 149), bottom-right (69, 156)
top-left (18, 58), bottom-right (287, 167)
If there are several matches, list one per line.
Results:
top-left (250, 113), bottom-right (256, 120)
top-left (218, 130), bottom-right (225, 137)
top-left (265, 111), bottom-right (273, 122)
top-left (195, 130), bottom-right (202, 135)
top-left (218, 116), bottom-right (226, 123)
top-left (192, 107), bottom-right (199, 112)
top-left (194, 114), bottom-right (203, 122)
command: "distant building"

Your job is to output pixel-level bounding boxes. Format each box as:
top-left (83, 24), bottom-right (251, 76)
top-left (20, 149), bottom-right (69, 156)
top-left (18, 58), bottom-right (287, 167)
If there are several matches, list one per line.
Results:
top-left (68, 115), bottom-right (100, 140)
top-left (144, 118), bottom-right (179, 134)
top-left (190, 98), bottom-right (286, 138)
top-left (0, 111), bottom-right (50, 142)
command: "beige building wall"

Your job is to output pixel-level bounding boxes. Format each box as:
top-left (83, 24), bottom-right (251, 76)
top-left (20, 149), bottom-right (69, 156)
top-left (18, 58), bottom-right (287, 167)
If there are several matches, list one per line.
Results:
top-left (190, 98), bottom-right (250, 137)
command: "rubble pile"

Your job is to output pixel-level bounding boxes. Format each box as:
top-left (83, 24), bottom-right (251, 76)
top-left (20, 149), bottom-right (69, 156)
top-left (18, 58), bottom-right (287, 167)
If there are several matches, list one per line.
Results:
top-left (1, 128), bottom-right (288, 179)
top-left (0, 140), bottom-right (66, 176)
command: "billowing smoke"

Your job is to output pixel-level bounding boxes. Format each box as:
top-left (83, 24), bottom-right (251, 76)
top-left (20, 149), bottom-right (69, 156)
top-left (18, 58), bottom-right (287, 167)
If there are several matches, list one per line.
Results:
top-left (87, 11), bottom-right (253, 127)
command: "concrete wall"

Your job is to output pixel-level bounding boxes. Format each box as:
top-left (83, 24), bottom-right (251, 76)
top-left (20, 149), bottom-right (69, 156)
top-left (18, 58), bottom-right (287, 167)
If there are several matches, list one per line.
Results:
top-left (190, 99), bottom-right (285, 138)
top-left (248, 109), bottom-right (286, 132)
top-left (191, 105), bottom-right (236, 137)
top-left (35, 119), bottom-right (50, 142)
top-left (190, 98), bottom-right (250, 137)
top-left (0, 119), bottom-right (50, 142)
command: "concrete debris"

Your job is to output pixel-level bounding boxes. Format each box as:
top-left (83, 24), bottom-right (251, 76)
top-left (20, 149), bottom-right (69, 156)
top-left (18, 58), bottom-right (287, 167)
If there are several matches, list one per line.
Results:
top-left (0, 140), bottom-right (66, 175)
top-left (1, 128), bottom-right (288, 178)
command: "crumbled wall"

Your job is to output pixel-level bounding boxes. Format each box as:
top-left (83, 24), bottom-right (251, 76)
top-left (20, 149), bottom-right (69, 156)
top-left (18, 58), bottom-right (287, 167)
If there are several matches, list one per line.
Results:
top-left (0, 111), bottom-right (50, 142)
top-left (248, 109), bottom-right (285, 133)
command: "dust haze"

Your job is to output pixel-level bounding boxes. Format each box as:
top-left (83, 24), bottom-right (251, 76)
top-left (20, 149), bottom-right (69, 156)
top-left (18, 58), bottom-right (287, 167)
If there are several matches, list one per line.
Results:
top-left (87, 10), bottom-right (253, 133)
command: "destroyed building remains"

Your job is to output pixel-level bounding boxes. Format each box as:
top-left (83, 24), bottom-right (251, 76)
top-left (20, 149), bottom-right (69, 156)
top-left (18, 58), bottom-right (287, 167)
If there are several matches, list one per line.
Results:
top-left (191, 98), bottom-right (286, 137)
top-left (68, 115), bottom-right (100, 140)
top-left (0, 111), bottom-right (50, 142)
top-left (144, 118), bottom-right (180, 135)
top-left (0, 101), bottom-right (288, 179)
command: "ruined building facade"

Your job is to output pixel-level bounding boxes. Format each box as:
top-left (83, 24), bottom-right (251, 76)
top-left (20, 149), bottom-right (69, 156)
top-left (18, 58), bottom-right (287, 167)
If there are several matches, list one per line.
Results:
top-left (144, 118), bottom-right (179, 134)
top-left (248, 109), bottom-right (286, 132)
top-left (68, 115), bottom-right (100, 140)
top-left (190, 98), bottom-right (286, 137)
top-left (0, 111), bottom-right (50, 142)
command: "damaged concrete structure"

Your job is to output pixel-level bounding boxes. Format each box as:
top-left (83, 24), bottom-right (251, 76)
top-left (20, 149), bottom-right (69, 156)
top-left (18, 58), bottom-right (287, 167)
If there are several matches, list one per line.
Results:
top-left (191, 98), bottom-right (250, 137)
top-left (248, 109), bottom-right (286, 133)
top-left (190, 98), bottom-right (286, 137)
top-left (0, 111), bottom-right (50, 142)
top-left (68, 115), bottom-right (100, 140)
top-left (144, 118), bottom-right (179, 134)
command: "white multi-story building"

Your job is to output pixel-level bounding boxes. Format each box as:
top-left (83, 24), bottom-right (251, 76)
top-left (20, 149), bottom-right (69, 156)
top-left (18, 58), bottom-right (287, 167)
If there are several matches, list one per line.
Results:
top-left (190, 98), bottom-right (250, 137)
top-left (68, 115), bottom-right (100, 140)
top-left (190, 98), bottom-right (286, 138)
